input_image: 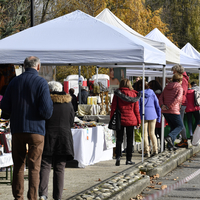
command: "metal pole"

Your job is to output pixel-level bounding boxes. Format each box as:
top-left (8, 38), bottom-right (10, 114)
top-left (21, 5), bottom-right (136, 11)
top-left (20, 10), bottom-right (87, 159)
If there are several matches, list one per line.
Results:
top-left (96, 66), bottom-right (99, 83)
top-left (142, 63), bottom-right (145, 163)
top-left (161, 65), bottom-right (166, 152)
top-left (31, 0), bottom-right (34, 27)
top-left (199, 69), bottom-right (200, 88)
top-left (79, 66), bottom-right (81, 104)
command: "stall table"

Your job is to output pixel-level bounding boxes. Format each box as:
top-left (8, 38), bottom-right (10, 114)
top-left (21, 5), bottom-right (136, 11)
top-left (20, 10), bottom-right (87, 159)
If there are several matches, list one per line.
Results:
top-left (0, 153), bottom-right (13, 184)
top-left (71, 126), bottom-right (114, 168)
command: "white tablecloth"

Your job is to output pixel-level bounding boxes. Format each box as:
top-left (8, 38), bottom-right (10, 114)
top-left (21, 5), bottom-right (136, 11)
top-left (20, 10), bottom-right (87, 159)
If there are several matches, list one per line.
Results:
top-left (71, 126), bottom-right (113, 168)
top-left (0, 153), bottom-right (13, 168)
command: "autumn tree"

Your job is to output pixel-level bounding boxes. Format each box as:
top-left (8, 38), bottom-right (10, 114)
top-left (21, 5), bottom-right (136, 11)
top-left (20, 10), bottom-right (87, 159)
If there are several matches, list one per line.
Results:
top-left (0, 0), bottom-right (30, 39)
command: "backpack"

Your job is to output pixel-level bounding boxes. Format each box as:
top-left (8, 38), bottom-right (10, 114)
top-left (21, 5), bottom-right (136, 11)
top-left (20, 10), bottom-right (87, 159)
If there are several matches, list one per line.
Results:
top-left (194, 89), bottom-right (200, 106)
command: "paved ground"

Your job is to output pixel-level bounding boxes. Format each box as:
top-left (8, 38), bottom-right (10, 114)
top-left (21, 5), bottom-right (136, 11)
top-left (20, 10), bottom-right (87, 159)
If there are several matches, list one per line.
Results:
top-left (0, 149), bottom-right (148, 200)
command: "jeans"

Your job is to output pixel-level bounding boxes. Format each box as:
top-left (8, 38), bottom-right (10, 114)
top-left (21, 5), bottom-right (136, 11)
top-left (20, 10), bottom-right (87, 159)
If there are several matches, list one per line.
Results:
top-left (163, 113), bottom-right (183, 147)
top-left (39, 155), bottom-right (66, 200)
top-left (179, 105), bottom-right (187, 139)
top-left (186, 111), bottom-right (200, 136)
top-left (116, 126), bottom-right (134, 161)
top-left (12, 133), bottom-right (44, 200)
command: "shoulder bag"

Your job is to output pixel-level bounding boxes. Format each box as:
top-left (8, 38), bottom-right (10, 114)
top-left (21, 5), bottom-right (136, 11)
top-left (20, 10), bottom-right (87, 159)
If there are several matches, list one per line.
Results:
top-left (108, 97), bottom-right (121, 131)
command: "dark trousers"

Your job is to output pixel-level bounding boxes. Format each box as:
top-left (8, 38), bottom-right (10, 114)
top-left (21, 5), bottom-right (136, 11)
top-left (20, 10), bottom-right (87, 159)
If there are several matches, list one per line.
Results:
top-left (163, 113), bottom-right (183, 147)
top-left (12, 133), bottom-right (44, 200)
top-left (39, 155), bottom-right (66, 200)
top-left (116, 126), bottom-right (134, 161)
top-left (186, 111), bottom-right (200, 136)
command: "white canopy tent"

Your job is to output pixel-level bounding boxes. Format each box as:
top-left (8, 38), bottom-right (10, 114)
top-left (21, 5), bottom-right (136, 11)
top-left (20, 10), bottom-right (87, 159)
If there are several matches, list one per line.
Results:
top-left (96, 8), bottom-right (179, 64)
top-left (0, 10), bottom-right (165, 66)
top-left (181, 43), bottom-right (200, 85)
top-left (145, 28), bottom-right (200, 70)
top-left (0, 10), bottom-right (167, 162)
top-left (181, 43), bottom-right (200, 60)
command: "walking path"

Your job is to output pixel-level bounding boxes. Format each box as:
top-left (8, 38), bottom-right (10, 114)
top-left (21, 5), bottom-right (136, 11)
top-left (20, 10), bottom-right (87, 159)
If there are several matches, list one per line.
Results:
top-left (0, 140), bottom-right (199, 200)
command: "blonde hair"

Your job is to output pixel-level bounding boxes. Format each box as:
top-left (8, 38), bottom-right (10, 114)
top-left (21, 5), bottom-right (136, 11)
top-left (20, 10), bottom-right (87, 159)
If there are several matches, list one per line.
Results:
top-left (172, 73), bottom-right (183, 83)
top-left (119, 78), bottom-right (133, 90)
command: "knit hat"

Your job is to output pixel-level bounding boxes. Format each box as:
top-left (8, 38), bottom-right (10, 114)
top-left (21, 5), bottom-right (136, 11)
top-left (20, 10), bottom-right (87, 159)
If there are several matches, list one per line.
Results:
top-left (48, 81), bottom-right (63, 92)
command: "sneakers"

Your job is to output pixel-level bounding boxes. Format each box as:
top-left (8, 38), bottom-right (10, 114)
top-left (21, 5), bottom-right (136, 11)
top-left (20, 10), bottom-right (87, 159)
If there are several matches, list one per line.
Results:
top-left (175, 139), bottom-right (188, 148)
top-left (126, 160), bottom-right (135, 165)
top-left (39, 196), bottom-right (47, 200)
top-left (144, 152), bottom-right (150, 157)
top-left (165, 136), bottom-right (174, 147)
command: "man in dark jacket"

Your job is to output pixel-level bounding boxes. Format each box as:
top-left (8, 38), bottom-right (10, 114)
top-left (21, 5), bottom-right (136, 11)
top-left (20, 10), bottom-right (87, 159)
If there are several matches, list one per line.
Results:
top-left (1, 56), bottom-right (53, 200)
top-left (77, 86), bottom-right (89, 104)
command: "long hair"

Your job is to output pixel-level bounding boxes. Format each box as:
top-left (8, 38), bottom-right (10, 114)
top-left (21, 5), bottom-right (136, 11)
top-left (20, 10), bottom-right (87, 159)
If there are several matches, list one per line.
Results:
top-left (119, 78), bottom-right (133, 90)
top-left (148, 80), bottom-right (162, 92)
top-left (134, 79), bottom-right (149, 91)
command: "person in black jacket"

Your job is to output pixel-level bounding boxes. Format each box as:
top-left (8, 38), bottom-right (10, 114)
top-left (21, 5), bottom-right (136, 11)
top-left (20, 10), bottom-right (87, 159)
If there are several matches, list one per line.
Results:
top-left (39, 81), bottom-right (75, 200)
top-left (69, 88), bottom-right (78, 112)
top-left (77, 86), bottom-right (89, 104)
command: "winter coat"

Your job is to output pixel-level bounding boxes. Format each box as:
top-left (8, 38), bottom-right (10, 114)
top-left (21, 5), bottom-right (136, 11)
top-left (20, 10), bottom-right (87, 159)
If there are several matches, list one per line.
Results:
top-left (181, 71), bottom-right (189, 106)
top-left (159, 82), bottom-right (183, 115)
top-left (110, 88), bottom-right (141, 127)
top-left (71, 94), bottom-right (78, 112)
top-left (1, 67), bottom-right (53, 136)
top-left (78, 89), bottom-right (89, 104)
top-left (185, 88), bottom-right (200, 113)
top-left (139, 89), bottom-right (161, 122)
top-left (42, 91), bottom-right (75, 160)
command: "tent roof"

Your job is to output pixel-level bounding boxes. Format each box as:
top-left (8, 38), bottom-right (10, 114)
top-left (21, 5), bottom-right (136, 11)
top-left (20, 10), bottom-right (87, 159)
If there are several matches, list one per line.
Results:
top-left (145, 28), bottom-right (200, 69)
top-left (0, 10), bottom-right (165, 66)
top-left (126, 69), bottom-right (173, 77)
top-left (96, 8), bottom-right (180, 64)
top-left (181, 43), bottom-right (200, 60)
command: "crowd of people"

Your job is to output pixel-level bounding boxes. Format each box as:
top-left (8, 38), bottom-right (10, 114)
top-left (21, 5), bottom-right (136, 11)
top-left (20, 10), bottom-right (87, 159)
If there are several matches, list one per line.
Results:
top-left (110, 64), bottom-right (199, 166)
top-left (0, 56), bottom-right (199, 199)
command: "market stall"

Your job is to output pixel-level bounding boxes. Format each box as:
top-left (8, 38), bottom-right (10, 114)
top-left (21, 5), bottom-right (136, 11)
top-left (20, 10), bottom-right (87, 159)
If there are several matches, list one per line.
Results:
top-left (72, 118), bottom-right (115, 167)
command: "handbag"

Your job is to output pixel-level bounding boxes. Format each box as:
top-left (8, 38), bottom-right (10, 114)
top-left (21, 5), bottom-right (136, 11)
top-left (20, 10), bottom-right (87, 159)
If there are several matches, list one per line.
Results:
top-left (192, 125), bottom-right (200, 146)
top-left (108, 97), bottom-right (121, 131)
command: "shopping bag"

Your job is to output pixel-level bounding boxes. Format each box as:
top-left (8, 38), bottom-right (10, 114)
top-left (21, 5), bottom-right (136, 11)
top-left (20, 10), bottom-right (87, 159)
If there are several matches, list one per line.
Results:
top-left (108, 97), bottom-right (121, 131)
top-left (192, 125), bottom-right (200, 146)
top-left (134, 127), bottom-right (142, 143)
top-left (108, 107), bottom-right (121, 131)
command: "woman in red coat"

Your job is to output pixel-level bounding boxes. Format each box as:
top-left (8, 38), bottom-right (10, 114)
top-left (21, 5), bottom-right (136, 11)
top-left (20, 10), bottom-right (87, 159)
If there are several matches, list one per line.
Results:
top-left (185, 82), bottom-right (200, 141)
top-left (110, 79), bottom-right (141, 166)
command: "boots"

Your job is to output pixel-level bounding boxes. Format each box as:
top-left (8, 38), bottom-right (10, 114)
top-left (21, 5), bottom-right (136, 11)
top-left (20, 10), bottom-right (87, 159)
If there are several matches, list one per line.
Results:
top-left (175, 139), bottom-right (188, 148)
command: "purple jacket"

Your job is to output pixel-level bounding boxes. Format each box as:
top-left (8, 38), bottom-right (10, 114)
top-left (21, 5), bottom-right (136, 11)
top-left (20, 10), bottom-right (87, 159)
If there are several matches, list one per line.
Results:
top-left (139, 89), bottom-right (161, 122)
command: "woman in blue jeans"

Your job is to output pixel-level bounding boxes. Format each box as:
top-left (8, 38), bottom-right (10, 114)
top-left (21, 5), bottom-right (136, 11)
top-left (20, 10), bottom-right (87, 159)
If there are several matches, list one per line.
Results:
top-left (159, 73), bottom-right (184, 150)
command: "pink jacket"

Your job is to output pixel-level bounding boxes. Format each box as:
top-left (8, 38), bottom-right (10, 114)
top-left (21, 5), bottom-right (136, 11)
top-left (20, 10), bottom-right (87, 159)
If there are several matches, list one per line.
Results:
top-left (181, 72), bottom-right (189, 106)
top-left (185, 89), bottom-right (200, 112)
top-left (159, 82), bottom-right (183, 115)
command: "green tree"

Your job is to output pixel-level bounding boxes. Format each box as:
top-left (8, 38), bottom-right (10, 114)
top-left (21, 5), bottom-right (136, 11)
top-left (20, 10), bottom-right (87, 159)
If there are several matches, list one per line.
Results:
top-left (145, 0), bottom-right (200, 50)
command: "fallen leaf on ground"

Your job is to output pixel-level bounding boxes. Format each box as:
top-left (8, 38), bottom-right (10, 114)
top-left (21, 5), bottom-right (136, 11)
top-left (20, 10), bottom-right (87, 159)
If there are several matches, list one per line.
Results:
top-left (157, 182), bottom-right (162, 185)
top-left (161, 185), bottom-right (167, 190)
